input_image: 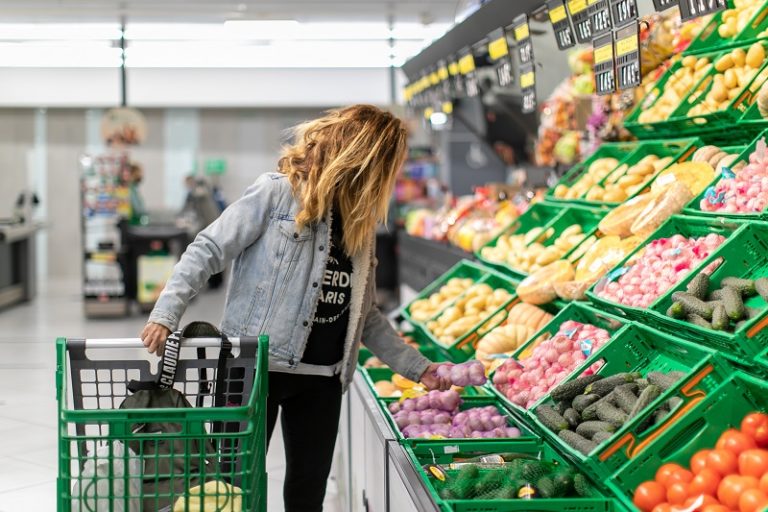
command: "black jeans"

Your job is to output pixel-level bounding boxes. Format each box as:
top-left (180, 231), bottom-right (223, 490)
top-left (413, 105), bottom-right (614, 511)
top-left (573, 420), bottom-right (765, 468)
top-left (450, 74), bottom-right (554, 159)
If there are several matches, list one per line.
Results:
top-left (266, 372), bottom-right (343, 512)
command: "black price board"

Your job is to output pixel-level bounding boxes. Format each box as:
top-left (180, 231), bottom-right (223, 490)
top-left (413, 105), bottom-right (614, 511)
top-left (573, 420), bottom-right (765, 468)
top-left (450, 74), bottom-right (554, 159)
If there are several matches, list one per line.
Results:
top-left (615, 22), bottom-right (641, 90)
top-left (547, 0), bottom-right (576, 50)
top-left (519, 63), bottom-right (537, 114)
top-left (459, 51), bottom-right (479, 97)
top-left (567, 0), bottom-right (592, 43)
top-left (487, 28), bottom-right (514, 87)
top-left (610, 0), bottom-right (638, 27)
top-left (451, 56), bottom-right (465, 96)
top-left (593, 32), bottom-right (616, 95)
top-left (588, 0), bottom-right (612, 38)
top-left (512, 14), bottom-right (534, 65)
top-left (678, 0), bottom-right (727, 21)
top-left (438, 60), bottom-right (452, 97)
top-left (652, 0), bottom-right (677, 11)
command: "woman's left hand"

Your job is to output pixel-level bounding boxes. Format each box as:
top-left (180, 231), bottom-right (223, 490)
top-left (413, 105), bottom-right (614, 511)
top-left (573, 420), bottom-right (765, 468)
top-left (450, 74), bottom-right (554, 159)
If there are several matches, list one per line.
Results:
top-left (419, 363), bottom-right (453, 391)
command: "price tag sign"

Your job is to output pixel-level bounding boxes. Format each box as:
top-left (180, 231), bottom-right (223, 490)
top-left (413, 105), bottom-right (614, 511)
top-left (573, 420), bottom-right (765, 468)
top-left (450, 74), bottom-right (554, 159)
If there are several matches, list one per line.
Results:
top-left (652, 0), bottom-right (677, 10)
top-left (678, 0), bottom-right (726, 21)
top-left (459, 50), bottom-right (479, 97)
top-left (593, 32), bottom-right (616, 95)
top-left (519, 63), bottom-right (537, 114)
top-left (588, 0), bottom-right (612, 38)
top-left (451, 54), bottom-right (465, 96)
top-left (487, 28), bottom-right (514, 88)
top-left (610, 0), bottom-right (638, 27)
top-left (567, 0), bottom-right (592, 43)
top-left (615, 22), bottom-right (641, 90)
top-left (512, 14), bottom-right (534, 65)
top-left (438, 60), bottom-right (452, 97)
top-left (547, 0), bottom-right (576, 50)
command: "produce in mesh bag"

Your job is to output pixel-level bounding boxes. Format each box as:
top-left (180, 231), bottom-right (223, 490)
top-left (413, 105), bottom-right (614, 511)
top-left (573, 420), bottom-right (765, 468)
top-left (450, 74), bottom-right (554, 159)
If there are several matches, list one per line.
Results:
top-left (436, 360), bottom-right (488, 387)
top-left (516, 260), bottom-right (575, 305)
top-left (700, 137), bottom-right (768, 214)
top-left (475, 303), bottom-right (553, 366)
top-left (630, 182), bottom-right (693, 238)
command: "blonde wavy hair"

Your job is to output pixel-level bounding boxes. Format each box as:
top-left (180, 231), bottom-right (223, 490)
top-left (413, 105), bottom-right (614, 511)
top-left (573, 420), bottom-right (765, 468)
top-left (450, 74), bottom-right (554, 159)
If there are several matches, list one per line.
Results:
top-left (278, 104), bottom-right (408, 256)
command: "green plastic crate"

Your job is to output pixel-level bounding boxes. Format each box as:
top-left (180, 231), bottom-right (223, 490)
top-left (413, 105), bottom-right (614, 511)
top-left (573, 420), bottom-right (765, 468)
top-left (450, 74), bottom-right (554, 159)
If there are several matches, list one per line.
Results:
top-left (56, 336), bottom-right (269, 512)
top-left (478, 205), bottom-right (604, 280)
top-left (646, 221), bottom-right (768, 367)
top-left (476, 202), bottom-right (566, 275)
top-left (528, 323), bottom-right (729, 485)
top-left (363, 366), bottom-right (493, 398)
top-left (586, 215), bottom-right (745, 321)
top-left (605, 371), bottom-right (768, 509)
top-left (544, 143), bottom-right (640, 203)
top-left (358, 328), bottom-right (442, 367)
top-left (684, 0), bottom-right (768, 56)
top-left (379, 396), bottom-right (537, 446)
top-left (736, 98), bottom-right (768, 139)
top-left (684, 129), bottom-right (768, 220)
top-left (405, 440), bottom-right (618, 511)
top-left (488, 303), bottom-right (630, 422)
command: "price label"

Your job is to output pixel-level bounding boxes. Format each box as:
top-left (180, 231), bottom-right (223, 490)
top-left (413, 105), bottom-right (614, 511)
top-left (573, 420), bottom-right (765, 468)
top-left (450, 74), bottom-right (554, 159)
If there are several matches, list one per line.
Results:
top-left (459, 51), bottom-right (479, 97)
top-left (588, 0), bottom-right (612, 38)
top-left (593, 32), bottom-right (616, 95)
top-left (678, 0), bottom-right (726, 21)
top-left (615, 22), bottom-right (641, 90)
top-left (567, 0), bottom-right (592, 43)
top-left (547, 0), bottom-right (576, 50)
top-left (652, 0), bottom-right (677, 10)
top-left (513, 14), bottom-right (534, 65)
top-left (438, 60), bottom-right (452, 97)
top-left (520, 63), bottom-right (536, 114)
top-left (487, 28), bottom-right (514, 88)
top-left (610, 0), bottom-right (638, 27)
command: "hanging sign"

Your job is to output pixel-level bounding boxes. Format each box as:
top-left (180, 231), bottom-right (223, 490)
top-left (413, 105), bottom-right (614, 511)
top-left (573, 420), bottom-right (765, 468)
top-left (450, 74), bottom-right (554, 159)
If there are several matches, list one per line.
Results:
top-left (520, 63), bottom-right (537, 114)
top-left (547, 0), bottom-right (576, 50)
top-left (610, 0), bottom-right (638, 27)
top-left (451, 55), bottom-right (465, 96)
top-left (615, 22), bottom-right (641, 90)
top-left (678, 0), bottom-right (726, 21)
top-left (588, 0), bottom-right (613, 39)
top-left (512, 14), bottom-right (534, 65)
top-left (488, 28), bottom-right (514, 88)
top-left (567, 0), bottom-right (592, 43)
top-left (459, 50), bottom-right (479, 97)
top-left (593, 32), bottom-right (616, 95)
top-left (652, 0), bottom-right (677, 11)
top-left (438, 60), bottom-right (452, 98)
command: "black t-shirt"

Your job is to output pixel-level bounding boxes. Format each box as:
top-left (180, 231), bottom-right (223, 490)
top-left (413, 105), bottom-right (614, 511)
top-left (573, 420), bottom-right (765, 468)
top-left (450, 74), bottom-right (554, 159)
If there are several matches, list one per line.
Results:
top-left (301, 210), bottom-right (353, 366)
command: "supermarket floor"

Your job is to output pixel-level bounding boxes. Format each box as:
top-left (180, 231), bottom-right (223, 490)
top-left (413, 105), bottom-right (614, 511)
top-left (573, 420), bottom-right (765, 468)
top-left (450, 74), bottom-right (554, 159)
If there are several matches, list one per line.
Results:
top-left (0, 279), bottom-right (342, 512)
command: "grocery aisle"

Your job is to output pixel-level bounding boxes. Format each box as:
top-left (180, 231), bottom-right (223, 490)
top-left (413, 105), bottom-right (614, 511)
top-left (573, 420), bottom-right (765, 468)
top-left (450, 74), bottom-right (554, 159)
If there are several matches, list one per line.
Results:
top-left (0, 280), bottom-right (341, 512)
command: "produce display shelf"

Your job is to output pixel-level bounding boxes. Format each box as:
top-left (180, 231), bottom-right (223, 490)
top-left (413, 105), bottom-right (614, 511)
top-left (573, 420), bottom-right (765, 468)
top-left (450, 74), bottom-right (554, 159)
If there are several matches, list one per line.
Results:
top-left (736, 100), bottom-right (768, 140)
top-left (405, 440), bottom-right (619, 511)
top-left (586, 215), bottom-right (746, 322)
top-left (684, 0), bottom-right (768, 56)
top-left (646, 220), bottom-right (768, 367)
top-left (527, 323), bottom-right (730, 495)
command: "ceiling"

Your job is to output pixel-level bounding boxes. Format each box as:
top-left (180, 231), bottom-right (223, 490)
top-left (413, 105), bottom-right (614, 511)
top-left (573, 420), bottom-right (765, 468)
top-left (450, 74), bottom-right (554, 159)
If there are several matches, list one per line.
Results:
top-left (0, 1), bottom-right (464, 23)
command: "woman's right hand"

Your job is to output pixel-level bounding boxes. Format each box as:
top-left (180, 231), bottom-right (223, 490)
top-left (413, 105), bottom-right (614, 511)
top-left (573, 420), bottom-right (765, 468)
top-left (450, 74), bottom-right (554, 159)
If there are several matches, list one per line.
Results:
top-left (141, 322), bottom-right (171, 355)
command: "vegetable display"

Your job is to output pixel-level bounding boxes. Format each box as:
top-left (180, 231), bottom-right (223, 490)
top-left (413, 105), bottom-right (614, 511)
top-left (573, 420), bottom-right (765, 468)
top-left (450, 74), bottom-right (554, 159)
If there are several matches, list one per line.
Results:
top-left (700, 137), bottom-right (768, 214)
top-left (492, 321), bottom-right (612, 409)
top-left (409, 277), bottom-right (475, 322)
top-left (475, 303), bottom-right (553, 367)
top-left (436, 360), bottom-right (488, 387)
top-left (552, 158), bottom-right (621, 200)
top-left (632, 411), bottom-right (768, 512)
top-left (584, 154), bottom-right (674, 204)
top-left (596, 233), bottom-right (725, 308)
top-left (535, 371), bottom-right (687, 456)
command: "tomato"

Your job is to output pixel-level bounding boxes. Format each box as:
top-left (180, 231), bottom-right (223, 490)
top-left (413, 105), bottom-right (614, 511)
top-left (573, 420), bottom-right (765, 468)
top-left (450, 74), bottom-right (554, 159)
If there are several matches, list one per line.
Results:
top-left (688, 468), bottom-right (721, 497)
top-left (739, 489), bottom-right (768, 512)
top-left (719, 475), bottom-right (760, 508)
top-left (657, 463), bottom-right (687, 487)
top-left (760, 473), bottom-right (768, 493)
top-left (667, 482), bottom-right (689, 505)
top-left (651, 505), bottom-right (674, 512)
top-left (701, 506), bottom-right (731, 512)
top-left (683, 494), bottom-right (718, 509)
top-left (707, 449), bottom-right (739, 476)
top-left (668, 468), bottom-right (694, 485)
top-left (718, 429), bottom-right (758, 456)
top-left (740, 449), bottom-right (768, 478)
top-left (635, 481), bottom-right (668, 512)
top-left (742, 413), bottom-right (768, 438)
top-left (691, 450), bottom-right (712, 474)
top-left (757, 425), bottom-right (768, 450)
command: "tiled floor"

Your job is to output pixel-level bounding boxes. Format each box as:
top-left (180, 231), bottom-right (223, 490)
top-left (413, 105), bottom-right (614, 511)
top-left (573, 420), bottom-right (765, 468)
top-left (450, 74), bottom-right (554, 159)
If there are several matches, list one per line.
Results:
top-left (0, 279), bottom-right (342, 512)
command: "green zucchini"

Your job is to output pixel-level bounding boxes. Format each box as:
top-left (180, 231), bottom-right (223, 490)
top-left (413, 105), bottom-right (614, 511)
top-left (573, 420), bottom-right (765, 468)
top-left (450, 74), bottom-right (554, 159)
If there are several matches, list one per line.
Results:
top-left (572, 393), bottom-right (600, 413)
top-left (582, 391), bottom-right (616, 421)
top-left (550, 374), bottom-right (603, 402)
top-left (563, 408), bottom-right (581, 428)
top-left (535, 405), bottom-right (569, 432)
top-left (558, 430), bottom-right (598, 456)
top-left (596, 402), bottom-right (629, 428)
top-left (614, 385), bottom-right (639, 414)
top-left (584, 373), bottom-right (640, 397)
top-left (575, 420), bottom-right (615, 438)
top-left (629, 384), bottom-right (662, 418)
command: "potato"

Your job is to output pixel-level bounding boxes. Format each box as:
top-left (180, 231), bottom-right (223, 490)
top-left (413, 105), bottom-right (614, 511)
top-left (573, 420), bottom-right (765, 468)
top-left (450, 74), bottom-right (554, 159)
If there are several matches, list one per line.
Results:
top-left (732, 48), bottom-right (746, 67)
top-left (747, 43), bottom-right (766, 69)
top-left (715, 54), bottom-right (734, 72)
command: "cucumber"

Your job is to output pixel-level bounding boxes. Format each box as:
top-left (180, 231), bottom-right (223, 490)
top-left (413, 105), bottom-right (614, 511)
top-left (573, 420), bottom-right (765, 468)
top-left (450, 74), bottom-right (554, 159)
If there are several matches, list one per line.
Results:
top-left (629, 384), bottom-right (662, 419)
top-left (592, 431), bottom-right (614, 444)
top-left (582, 391), bottom-right (616, 421)
top-left (614, 385), bottom-right (639, 414)
top-left (709, 289), bottom-right (725, 301)
top-left (668, 302), bottom-right (686, 319)
top-left (672, 292), bottom-right (714, 320)
top-left (596, 402), bottom-right (629, 428)
top-left (535, 405), bottom-right (570, 432)
top-left (553, 470), bottom-right (575, 495)
top-left (686, 273), bottom-right (710, 299)
top-left (536, 476), bottom-right (557, 498)
top-left (647, 372), bottom-right (680, 391)
top-left (575, 420), bottom-right (615, 438)
top-left (550, 374), bottom-right (603, 402)
top-left (667, 396), bottom-right (683, 411)
top-left (747, 306), bottom-right (765, 320)
top-left (564, 408), bottom-right (581, 428)
top-left (712, 303), bottom-right (729, 330)
top-left (521, 460), bottom-right (551, 481)
top-left (721, 277), bottom-right (757, 297)
top-left (555, 400), bottom-right (570, 416)
top-left (573, 473), bottom-right (594, 497)
top-left (635, 378), bottom-right (650, 391)
top-left (572, 393), bottom-right (600, 413)
top-left (687, 313), bottom-right (712, 329)
top-left (495, 486), bottom-right (518, 499)
top-left (558, 430), bottom-right (598, 456)
top-left (584, 373), bottom-right (641, 397)
top-left (756, 277), bottom-right (768, 302)
top-left (653, 407), bottom-right (670, 425)
top-left (721, 286), bottom-right (746, 321)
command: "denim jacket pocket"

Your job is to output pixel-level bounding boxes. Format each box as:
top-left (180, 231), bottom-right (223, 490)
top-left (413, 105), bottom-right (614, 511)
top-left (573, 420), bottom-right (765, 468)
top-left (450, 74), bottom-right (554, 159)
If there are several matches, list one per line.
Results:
top-left (276, 218), bottom-right (313, 262)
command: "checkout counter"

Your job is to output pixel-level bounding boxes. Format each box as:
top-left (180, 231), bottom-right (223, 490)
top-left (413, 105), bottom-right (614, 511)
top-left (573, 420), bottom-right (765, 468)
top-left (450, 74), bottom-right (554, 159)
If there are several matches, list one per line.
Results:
top-left (0, 221), bottom-right (42, 310)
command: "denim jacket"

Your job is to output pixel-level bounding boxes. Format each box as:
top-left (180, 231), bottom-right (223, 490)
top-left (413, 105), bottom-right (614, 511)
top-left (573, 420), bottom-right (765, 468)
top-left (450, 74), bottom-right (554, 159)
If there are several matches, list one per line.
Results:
top-left (149, 172), bottom-right (431, 389)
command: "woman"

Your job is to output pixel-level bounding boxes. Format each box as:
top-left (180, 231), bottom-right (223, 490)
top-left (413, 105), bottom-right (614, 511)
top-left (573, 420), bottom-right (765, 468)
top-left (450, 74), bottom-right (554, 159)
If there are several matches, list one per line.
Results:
top-left (141, 105), bottom-right (450, 511)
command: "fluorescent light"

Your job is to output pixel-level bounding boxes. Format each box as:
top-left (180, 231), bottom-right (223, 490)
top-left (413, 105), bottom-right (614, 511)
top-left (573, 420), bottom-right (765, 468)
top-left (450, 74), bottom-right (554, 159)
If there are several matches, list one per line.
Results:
top-left (430, 112), bottom-right (448, 126)
top-left (0, 23), bottom-right (120, 41)
top-left (0, 44), bottom-right (121, 67)
top-left (224, 19), bottom-right (300, 39)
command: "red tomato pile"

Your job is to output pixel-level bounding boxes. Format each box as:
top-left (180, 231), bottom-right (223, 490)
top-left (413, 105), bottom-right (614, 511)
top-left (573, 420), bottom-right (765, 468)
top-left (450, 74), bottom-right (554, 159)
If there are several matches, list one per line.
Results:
top-left (633, 412), bottom-right (768, 512)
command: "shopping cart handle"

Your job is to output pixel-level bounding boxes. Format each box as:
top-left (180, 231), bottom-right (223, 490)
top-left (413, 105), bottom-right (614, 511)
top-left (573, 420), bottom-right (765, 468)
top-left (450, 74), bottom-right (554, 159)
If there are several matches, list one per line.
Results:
top-left (78, 337), bottom-right (243, 349)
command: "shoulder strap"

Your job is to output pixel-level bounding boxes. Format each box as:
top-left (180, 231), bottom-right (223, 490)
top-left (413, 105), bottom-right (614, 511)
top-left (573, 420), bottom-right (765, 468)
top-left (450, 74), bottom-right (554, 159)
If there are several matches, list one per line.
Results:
top-left (128, 329), bottom-right (182, 392)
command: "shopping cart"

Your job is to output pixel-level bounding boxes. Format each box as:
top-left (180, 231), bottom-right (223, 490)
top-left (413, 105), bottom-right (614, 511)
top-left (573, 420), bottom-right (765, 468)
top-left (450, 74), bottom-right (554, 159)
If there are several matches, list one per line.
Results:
top-left (56, 335), bottom-right (268, 512)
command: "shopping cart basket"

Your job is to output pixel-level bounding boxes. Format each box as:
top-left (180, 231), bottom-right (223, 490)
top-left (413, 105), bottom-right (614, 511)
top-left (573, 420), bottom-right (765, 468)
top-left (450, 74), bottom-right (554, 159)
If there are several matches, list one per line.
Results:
top-left (56, 335), bottom-right (268, 512)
